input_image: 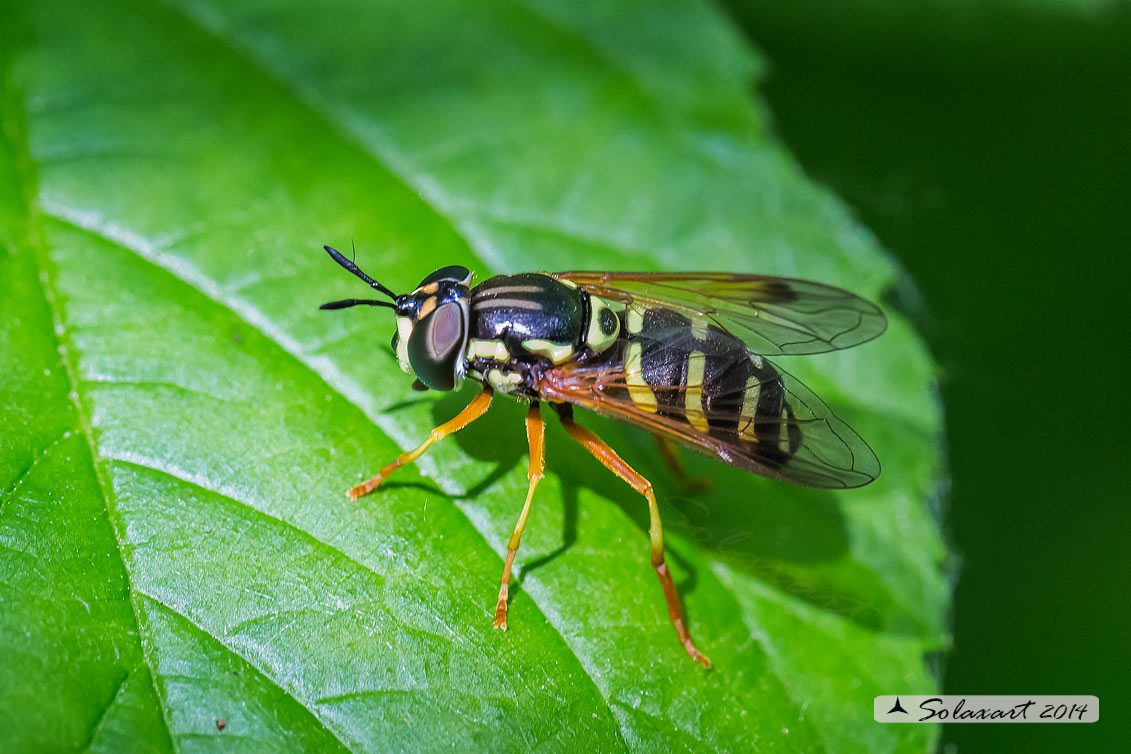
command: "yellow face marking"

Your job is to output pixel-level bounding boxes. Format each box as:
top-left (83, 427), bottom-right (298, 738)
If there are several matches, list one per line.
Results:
top-left (684, 352), bottom-right (709, 433)
top-left (396, 316), bottom-right (414, 375)
top-left (626, 306), bottom-right (645, 334)
top-left (739, 376), bottom-right (761, 440)
top-left (418, 296), bottom-right (438, 320)
top-left (417, 282), bottom-right (440, 295)
top-left (624, 342), bottom-right (657, 412)
top-left (468, 339), bottom-right (509, 362)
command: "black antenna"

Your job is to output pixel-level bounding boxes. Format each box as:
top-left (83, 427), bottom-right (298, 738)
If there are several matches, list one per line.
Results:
top-left (323, 245), bottom-right (398, 300)
top-left (320, 298), bottom-right (396, 311)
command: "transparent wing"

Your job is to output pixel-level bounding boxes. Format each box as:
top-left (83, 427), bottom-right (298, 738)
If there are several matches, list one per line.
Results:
top-left (539, 333), bottom-right (880, 489)
top-left (552, 271), bottom-right (886, 356)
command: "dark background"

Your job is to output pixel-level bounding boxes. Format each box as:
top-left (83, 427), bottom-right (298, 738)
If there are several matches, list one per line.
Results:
top-left (722, 3), bottom-right (1131, 752)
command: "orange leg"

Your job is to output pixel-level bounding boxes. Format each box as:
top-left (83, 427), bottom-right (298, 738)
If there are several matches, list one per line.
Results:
top-left (560, 414), bottom-right (711, 668)
top-left (652, 434), bottom-right (711, 492)
top-left (493, 402), bottom-right (545, 630)
top-left (348, 386), bottom-right (493, 500)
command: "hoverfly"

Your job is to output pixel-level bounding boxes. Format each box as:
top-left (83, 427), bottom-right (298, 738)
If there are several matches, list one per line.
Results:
top-left (319, 245), bottom-right (885, 667)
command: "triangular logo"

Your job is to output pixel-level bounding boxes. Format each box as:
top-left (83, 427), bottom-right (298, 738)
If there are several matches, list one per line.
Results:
top-left (887, 697), bottom-right (909, 715)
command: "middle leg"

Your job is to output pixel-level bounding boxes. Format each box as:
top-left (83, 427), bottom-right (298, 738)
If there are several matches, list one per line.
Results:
top-left (493, 401), bottom-right (545, 630)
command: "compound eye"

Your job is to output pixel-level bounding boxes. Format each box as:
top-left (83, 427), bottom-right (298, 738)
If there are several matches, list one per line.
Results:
top-left (407, 301), bottom-right (467, 391)
top-left (418, 265), bottom-right (471, 287)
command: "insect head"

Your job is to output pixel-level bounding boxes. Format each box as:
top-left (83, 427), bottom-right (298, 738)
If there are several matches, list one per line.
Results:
top-left (319, 245), bottom-right (473, 391)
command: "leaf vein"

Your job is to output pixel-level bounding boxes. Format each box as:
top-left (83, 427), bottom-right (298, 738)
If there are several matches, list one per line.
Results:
top-left (154, 0), bottom-right (498, 269)
top-left (0, 428), bottom-right (72, 508)
top-left (136, 591), bottom-right (357, 752)
top-left (78, 671), bottom-right (130, 754)
top-left (110, 455), bottom-right (394, 593)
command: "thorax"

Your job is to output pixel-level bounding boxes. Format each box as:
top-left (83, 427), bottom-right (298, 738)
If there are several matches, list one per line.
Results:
top-left (463, 273), bottom-right (621, 397)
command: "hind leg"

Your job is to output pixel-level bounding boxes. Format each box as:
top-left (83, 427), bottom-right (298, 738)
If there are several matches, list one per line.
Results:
top-left (558, 408), bottom-right (710, 667)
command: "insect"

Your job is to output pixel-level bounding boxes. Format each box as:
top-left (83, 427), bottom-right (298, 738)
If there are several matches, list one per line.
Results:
top-left (319, 245), bottom-right (885, 667)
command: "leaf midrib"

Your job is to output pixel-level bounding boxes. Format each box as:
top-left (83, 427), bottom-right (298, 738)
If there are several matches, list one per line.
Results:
top-left (4, 55), bottom-right (357, 750)
top-left (25, 206), bottom-right (181, 754)
top-left (30, 216), bottom-right (365, 752)
top-left (3, 42), bottom-right (173, 750)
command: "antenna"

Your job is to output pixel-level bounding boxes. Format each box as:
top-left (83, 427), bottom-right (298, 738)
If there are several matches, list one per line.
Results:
top-left (323, 245), bottom-right (398, 300)
top-left (319, 298), bottom-right (396, 311)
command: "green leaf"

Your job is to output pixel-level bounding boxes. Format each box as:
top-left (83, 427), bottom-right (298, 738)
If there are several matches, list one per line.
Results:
top-left (1, 1), bottom-right (948, 751)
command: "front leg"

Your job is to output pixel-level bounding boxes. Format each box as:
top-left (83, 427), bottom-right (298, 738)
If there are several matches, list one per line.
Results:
top-left (348, 385), bottom-right (493, 500)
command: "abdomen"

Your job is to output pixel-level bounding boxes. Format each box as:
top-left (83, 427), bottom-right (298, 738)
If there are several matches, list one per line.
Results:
top-left (606, 306), bottom-right (800, 470)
